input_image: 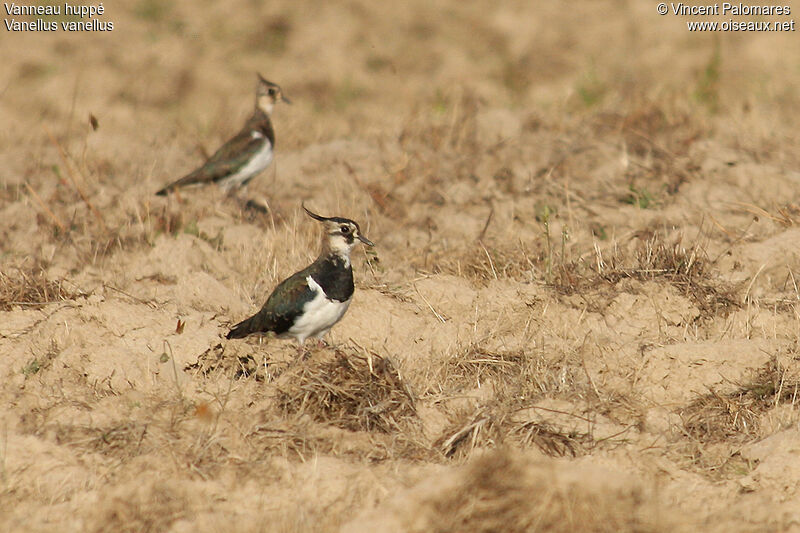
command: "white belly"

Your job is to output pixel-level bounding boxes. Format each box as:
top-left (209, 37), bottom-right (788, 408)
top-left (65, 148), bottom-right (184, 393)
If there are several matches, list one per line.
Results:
top-left (288, 276), bottom-right (351, 343)
top-left (220, 137), bottom-right (273, 190)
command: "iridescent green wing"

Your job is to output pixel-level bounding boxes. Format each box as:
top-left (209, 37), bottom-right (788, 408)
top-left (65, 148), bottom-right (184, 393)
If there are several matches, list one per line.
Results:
top-left (227, 266), bottom-right (316, 338)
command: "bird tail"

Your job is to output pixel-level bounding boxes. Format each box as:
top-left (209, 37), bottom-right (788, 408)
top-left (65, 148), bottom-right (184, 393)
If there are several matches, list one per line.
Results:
top-left (226, 316), bottom-right (258, 339)
top-left (155, 171), bottom-right (204, 196)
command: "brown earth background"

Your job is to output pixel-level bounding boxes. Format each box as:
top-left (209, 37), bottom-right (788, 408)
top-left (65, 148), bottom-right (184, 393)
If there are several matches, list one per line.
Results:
top-left (2, 1), bottom-right (800, 531)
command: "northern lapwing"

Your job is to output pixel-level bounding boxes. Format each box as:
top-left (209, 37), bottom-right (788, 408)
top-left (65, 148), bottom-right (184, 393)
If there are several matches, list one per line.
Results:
top-left (156, 74), bottom-right (289, 196)
top-left (226, 205), bottom-right (374, 346)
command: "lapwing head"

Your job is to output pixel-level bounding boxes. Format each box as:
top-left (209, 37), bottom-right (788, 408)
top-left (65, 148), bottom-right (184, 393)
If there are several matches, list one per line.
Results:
top-left (303, 204), bottom-right (374, 259)
top-left (256, 74), bottom-right (291, 115)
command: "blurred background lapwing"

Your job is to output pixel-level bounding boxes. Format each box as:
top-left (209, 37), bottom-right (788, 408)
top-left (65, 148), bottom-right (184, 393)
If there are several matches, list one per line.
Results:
top-left (156, 74), bottom-right (289, 196)
top-left (226, 204), bottom-right (373, 349)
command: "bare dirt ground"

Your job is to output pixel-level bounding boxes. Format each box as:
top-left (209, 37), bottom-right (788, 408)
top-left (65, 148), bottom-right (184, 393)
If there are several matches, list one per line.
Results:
top-left (2, 1), bottom-right (800, 531)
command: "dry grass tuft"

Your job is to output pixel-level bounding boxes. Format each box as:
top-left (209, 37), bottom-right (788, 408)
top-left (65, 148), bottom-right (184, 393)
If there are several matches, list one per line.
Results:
top-left (186, 343), bottom-right (274, 382)
top-left (680, 358), bottom-right (800, 444)
top-left (36, 421), bottom-right (151, 462)
top-left (509, 420), bottom-right (595, 457)
top-left (20, 395), bottom-right (204, 461)
top-left (245, 422), bottom-right (338, 460)
top-left (433, 344), bottom-right (599, 460)
top-left (436, 343), bottom-right (587, 405)
top-left (421, 449), bottom-right (666, 533)
top-left (87, 480), bottom-right (190, 533)
top-left (443, 348), bottom-right (528, 386)
top-left (421, 241), bottom-right (538, 283)
top-left (427, 450), bottom-right (536, 532)
top-left (400, 90), bottom-right (480, 154)
top-left (277, 349), bottom-right (417, 433)
top-left (552, 232), bottom-right (739, 316)
top-left (591, 103), bottom-right (703, 196)
top-left (770, 203), bottom-right (800, 228)
top-left (0, 265), bottom-right (78, 311)
top-left (435, 407), bottom-right (595, 459)
top-left (152, 207), bottom-right (186, 236)
top-left (668, 357), bottom-right (800, 479)
top-left (435, 409), bottom-right (499, 458)
top-left (667, 441), bottom-right (755, 480)
top-left (598, 234), bottom-right (708, 286)
top-left (246, 419), bottom-right (431, 463)
top-left (77, 422), bottom-right (145, 453)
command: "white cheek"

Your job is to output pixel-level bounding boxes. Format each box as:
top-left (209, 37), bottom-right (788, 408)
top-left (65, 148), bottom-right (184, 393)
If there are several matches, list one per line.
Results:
top-left (257, 96), bottom-right (275, 115)
top-left (329, 236), bottom-right (354, 264)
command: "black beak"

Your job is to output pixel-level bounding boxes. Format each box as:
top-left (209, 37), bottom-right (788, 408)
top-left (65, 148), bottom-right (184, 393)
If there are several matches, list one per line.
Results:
top-left (358, 234), bottom-right (374, 246)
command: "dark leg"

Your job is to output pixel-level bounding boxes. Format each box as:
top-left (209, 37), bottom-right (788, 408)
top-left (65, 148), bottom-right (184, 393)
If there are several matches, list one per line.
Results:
top-left (294, 341), bottom-right (311, 361)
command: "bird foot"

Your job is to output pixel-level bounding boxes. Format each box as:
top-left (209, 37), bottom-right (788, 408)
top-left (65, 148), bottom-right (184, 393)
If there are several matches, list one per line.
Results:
top-left (294, 343), bottom-right (311, 362)
top-left (245, 199), bottom-right (269, 214)
top-left (236, 196), bottom-right (269, 215)
top-left (290, 340), bottom-right (327, 364)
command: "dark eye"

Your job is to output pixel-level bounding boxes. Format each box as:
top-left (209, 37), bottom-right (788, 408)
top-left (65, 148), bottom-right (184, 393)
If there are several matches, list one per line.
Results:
top-left (340, 225), bottom-right (350, 234)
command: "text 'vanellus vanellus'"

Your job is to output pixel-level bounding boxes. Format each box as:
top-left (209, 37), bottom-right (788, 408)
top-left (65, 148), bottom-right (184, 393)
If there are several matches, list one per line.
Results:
top-left (226, 205), bottom-right (374, 345)
top-left (156, 74), bottom-right (290, 196)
